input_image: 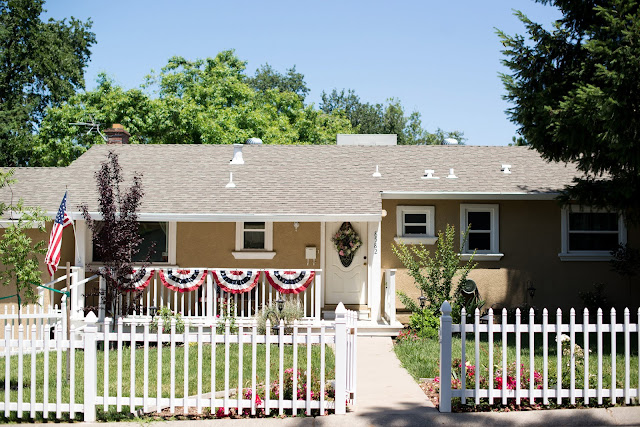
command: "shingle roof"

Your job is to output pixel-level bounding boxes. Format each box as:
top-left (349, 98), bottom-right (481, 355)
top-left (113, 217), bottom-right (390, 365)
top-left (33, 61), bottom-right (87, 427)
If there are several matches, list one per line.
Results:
top-left (0, 144), bottom-right (580, 218)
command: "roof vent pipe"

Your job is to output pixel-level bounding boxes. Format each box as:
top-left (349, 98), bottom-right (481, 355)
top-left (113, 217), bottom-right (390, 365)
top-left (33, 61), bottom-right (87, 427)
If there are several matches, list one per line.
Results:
top-left (245, 137), bottom-right (263, 145)
top-left (372, 165), bottom-right (381, 178)
top-left (447, 168), bottom-right (457, 179)
top-left (225, 172), bottom-right (236, 188)
top-left (422, 169), bottom-right (439, 179)
top-left (230, 144), bottom-right (244, 164)
top-left (501, 164), bottom-right (512, 174)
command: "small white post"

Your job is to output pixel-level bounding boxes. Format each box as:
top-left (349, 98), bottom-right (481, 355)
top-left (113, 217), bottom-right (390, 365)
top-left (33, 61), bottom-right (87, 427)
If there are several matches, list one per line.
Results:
top-left (314, 271), bottom-right (322, 320)
top-left (206, 272), bottom-right (213, 318)
top-left (583, 308), bottom-right (590, 406)
top-left (611, 308), bottom-right (617, 404)
top-left (83, 312), bottom-right (98, 422)
top-left (334, 302), bottom-right (348, 415)
top-left (387, 270), bottom-right (397, 325)
top-left (439, 301), bottom-right (452, 413)
top-left (624, 307), bottom-right (630, 404)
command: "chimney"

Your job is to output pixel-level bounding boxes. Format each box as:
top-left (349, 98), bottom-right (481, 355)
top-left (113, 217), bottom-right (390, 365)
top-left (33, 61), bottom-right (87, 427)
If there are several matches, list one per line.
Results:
top-left (104, 124), bottom-right (130, 144)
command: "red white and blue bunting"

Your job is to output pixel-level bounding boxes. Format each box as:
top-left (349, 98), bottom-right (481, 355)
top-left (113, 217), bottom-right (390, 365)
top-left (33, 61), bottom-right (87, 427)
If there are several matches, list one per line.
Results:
top-left (159, 269), bottom-right (207, 293)
top-left (265, 270), bottom-right (315, 294)
top-left (98, 267), bottom-right (155, 292)
top-left (212, 270), bottom-right (259, 294)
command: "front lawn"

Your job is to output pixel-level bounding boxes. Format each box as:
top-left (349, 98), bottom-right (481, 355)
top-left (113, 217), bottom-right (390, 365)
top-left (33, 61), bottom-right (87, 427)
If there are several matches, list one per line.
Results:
top-left (394, 332), bottom-right (639, 392)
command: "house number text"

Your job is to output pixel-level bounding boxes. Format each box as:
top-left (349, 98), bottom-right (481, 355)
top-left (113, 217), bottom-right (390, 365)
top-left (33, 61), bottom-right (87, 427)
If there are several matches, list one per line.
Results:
top-left (374, 231), bottom-right (378, 254)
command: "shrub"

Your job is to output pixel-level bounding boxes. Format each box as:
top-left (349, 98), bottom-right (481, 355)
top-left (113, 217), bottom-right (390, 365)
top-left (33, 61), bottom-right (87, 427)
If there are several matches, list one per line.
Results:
top-left (150, 306), bottom-right (185, 333)
top-left (392, 224), bottom-right (483, 323)
top-left (408, 308), bottom-right (440, 339)
top-left (579, 283), bottom-right (610, 313)
top-left (256, 299), bottom-right (304, 334)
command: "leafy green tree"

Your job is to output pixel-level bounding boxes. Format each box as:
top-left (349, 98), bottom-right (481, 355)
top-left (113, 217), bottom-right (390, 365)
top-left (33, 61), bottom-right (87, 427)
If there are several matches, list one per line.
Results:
top-left (35, 51), bottom-right (353, 165)
top-left (248, 63), bottom-right (309, 101)
top-left (0, 170), bottom-right (48, 316)
top-left (498, 0), bottom-right (640, 222)
top-left (320, 88), bottom-right (465, 145)
top-left (0, 0), bottom-right (95, 166)
top-left (34, 74), bottom-right (163, 166)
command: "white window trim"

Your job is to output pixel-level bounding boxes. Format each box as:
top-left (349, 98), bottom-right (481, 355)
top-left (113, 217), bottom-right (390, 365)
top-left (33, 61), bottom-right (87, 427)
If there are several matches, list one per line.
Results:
top-left (559, 206), bottom-right (626, 261)
top-left (86, 221), bottom-right (177, 266)
top-left (394, 205), bottom-right (437, 245)
top-left (233, 221), bottom-right (276, 259)
top-left (459, 204), bottom-right (503, 261)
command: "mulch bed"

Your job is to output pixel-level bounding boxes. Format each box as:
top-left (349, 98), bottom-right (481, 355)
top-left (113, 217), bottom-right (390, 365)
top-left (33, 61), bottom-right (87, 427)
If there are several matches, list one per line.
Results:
top-left (416, 379), bottom-right (622, 413)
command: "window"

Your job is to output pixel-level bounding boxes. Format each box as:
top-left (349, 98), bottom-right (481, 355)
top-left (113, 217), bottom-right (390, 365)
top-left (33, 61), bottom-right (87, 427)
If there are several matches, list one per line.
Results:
top-left (394, 206), bottom-right (436, 244)
top-left (560, 206), bottom-right (626, 261)
top-left (136, 222), bottom-right (168, 262)
top-left (233, 221), bottom-right (275, 259)
top-left (460, 204), bottom-right (502, 261)
top-left (89, 221), bottom-right (176, 264)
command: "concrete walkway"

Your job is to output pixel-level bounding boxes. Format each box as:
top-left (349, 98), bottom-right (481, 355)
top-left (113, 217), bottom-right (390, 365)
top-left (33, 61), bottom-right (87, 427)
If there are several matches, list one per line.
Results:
top-left (33, 337), bottom-right (640, 426)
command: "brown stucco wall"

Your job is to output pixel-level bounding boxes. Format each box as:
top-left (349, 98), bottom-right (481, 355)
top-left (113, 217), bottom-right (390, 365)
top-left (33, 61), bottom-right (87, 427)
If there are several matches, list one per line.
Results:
top-left (176, 222), bottom-right (321, 269)
top-left (0, 222), bottom-right (75, 313)
top-left (382, 199), bottom-right (640, 321)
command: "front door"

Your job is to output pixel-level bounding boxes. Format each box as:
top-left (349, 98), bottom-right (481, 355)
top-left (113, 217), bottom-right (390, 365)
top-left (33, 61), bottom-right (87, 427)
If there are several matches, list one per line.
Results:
top-left (325, 222), bottom-right (367, 305)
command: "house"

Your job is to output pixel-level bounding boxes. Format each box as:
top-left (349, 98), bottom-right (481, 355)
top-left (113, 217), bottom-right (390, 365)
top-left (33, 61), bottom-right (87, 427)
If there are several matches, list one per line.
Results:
top-left (0, 126), bottom-right (637, 333)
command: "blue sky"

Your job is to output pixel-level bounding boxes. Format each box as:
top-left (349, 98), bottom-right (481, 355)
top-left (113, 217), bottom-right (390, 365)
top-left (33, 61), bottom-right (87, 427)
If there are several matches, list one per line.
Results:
top-left (44, 1), bottom-right (561, 146)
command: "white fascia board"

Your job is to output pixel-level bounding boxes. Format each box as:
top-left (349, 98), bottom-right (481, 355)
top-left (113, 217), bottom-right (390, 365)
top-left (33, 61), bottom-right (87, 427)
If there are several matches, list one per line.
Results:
top-left (68, 212), bottom-right (382, 222)
top-left (380, 191), bottom-right (560, 200)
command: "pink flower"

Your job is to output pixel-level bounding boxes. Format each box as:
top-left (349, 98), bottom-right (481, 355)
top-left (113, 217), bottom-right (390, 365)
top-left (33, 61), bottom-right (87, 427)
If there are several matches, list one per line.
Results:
top-left (339, 250), bottom-right (345, 256)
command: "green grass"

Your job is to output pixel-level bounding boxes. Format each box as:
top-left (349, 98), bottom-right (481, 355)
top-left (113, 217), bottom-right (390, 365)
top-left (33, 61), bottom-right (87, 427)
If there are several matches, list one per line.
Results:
top-left (394, 332), bottom-right (640, 391)
top-left (0, 342), bottom-right (334, 421)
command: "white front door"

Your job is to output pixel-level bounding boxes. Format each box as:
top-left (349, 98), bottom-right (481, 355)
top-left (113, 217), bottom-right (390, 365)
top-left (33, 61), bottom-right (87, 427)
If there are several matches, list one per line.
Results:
top-left (325, 222), bottom-right (368, 305)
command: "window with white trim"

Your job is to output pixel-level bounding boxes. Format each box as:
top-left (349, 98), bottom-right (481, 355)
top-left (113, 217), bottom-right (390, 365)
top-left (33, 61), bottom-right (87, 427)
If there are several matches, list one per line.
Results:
top-left (394, 206), bottom-right (436, 244)
top-left (460, 204), bottom-right (502, 261)
top-left (233, 221), bottom-right (276, 259)
top-left (560, 206), bottom-right (626, 261)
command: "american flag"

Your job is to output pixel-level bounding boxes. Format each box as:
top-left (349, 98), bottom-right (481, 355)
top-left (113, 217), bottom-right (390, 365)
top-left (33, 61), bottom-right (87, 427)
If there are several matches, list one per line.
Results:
top-left (44, 192), bottom-right (73, 277)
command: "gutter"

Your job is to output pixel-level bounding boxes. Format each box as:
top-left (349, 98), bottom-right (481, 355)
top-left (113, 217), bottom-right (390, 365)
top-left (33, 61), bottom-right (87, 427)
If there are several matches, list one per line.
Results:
top-left (65, 212), bottom-right (383, 223)
top-left (380, 191), bottom-right (561, 201)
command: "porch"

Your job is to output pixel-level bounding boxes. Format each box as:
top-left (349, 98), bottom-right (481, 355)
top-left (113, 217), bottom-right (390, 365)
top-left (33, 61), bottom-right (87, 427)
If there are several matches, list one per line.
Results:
top-left (58, 266), bottom-right (401, 336)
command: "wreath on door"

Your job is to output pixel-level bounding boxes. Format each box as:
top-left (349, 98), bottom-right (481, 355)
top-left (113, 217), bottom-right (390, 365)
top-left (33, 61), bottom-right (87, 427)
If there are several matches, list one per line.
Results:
top-left (331, 222), bottom-right (363, 267)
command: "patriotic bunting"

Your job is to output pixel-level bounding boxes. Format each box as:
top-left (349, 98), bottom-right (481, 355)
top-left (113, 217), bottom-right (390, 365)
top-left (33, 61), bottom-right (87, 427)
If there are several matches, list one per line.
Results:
top-left (265, 270), bottom-right (315, 294)
top-left (99, 267), bottom-right (155, 292)
top-left (211, 270), bottom-right (259, 294)
top-left (159, 269), bottom-right (207, 293)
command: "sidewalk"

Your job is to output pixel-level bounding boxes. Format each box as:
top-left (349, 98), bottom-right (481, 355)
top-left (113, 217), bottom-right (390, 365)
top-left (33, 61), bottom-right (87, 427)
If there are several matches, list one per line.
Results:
top-left (32, 337), bottom-right (640, 426)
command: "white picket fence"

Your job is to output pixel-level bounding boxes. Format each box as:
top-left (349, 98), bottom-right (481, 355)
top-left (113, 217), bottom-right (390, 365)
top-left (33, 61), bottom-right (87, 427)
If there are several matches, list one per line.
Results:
top-left (0, 302), bottom-right (357, 421)
top-left (0, 304), bottom-right (64, 342)
top-left (439, 301), bottom-right (640, 412)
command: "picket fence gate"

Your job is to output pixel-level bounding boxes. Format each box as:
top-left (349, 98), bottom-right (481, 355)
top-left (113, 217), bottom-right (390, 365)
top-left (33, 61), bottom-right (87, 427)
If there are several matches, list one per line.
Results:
top-left (439, 301), bottom-right (640, 412)
top-left (0, 303), bottom-right (357, 421)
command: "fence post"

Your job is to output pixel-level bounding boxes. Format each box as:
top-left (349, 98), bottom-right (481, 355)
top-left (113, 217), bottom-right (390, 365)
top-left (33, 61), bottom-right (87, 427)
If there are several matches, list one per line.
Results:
top-left (439, 301), bottom-right (452, 413)
top-left (334, 302), bottom-right (347, 415)
top-left (83, 312), bottom-right (98, 422)
top-left (314, 271), bottom-right (322, 320)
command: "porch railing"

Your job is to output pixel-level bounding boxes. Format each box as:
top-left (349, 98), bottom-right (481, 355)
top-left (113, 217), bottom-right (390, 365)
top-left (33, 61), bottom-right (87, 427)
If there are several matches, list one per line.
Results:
top-left (89, 269), bottom-right (322, 322)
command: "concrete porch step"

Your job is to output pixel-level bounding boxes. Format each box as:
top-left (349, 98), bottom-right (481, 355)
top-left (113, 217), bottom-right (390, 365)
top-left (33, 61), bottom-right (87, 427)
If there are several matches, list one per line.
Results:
top-left (322, 304), bottom-right (371, 320)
